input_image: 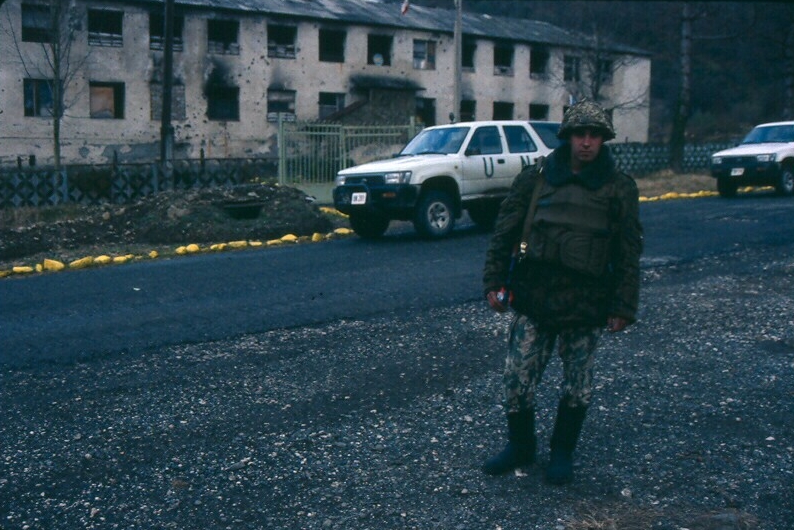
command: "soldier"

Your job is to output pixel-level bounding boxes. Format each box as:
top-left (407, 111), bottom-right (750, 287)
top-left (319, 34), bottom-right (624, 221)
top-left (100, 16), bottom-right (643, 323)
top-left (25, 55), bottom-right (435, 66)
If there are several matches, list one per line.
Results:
top-left (481, 100), bottom-right (643, 484)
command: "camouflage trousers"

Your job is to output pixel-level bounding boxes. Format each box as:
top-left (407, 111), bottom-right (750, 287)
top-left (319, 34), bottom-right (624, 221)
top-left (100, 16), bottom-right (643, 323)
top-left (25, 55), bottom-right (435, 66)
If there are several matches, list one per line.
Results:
top-left (503, 314), bottom-right (603, 414)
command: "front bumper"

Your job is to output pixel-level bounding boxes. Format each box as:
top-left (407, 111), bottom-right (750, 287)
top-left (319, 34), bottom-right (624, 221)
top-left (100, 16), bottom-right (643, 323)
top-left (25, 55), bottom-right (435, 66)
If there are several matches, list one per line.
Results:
top-left (333, 183), bottom-right (419, 218)
top-left (711, 159), bottom-right (781, 186)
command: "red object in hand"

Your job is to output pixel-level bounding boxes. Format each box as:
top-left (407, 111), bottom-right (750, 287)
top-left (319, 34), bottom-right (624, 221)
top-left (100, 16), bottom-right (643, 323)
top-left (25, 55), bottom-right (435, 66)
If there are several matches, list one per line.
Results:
top-left (497, 287), bottom-right (513, 307)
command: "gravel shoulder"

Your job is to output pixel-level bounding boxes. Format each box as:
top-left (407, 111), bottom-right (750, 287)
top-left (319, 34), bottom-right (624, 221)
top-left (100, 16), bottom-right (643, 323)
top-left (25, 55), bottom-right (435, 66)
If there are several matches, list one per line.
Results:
top-left (1, 242), bottom-right (792, 529)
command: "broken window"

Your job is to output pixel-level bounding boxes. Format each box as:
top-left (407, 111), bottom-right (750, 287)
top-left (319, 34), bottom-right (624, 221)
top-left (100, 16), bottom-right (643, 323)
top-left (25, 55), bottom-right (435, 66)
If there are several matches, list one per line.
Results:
top-left (564, 55), bottom-right (581, 82)
top-left (268, 24), bottom-right (297, 58)
top-left (493, 41), bottom-right (514, 76)
top-left (413, 40), bottom-right (435, 70)
top-left (208, 19), bottom-right (239, 55)
top-left (319, 28), bottom-right (345, 63)
top-left (530, 47), bottom-right (550, 78)
top-left (89, 82), bottom-right (125, 119)
top-left (367, 34), bottom-right (392, 66)
top-left (21, 3), bottom-right (53, 43)
top-left (150, 83), bottom-right (186, 121)
top-left (207, 85), bottom-right (239, 121)
top-left (24, 79), bottom-right (54, 117)
top-left (460, 99), bottom-right (476, 122)
top-left (319, 92), bottom-right (345, 120)
top-left (267, 89), bottom-right (296, 122)
top-left (149, 11), bottom-right (184, 51)
top-left (493, 101), bottom-right (514, 120)
top-left (462, 36), bottom-right (476, 70)
top-left (529, 103), bottom-right (550, 120)
top-left (88, 9), bottom-right (123, 47)
top-left (415, 97), bottom-right (436, 126)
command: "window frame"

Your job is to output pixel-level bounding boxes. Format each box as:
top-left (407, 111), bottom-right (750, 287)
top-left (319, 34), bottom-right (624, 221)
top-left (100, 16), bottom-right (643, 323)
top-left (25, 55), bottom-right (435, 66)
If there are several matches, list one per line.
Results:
top-left (318, 92), bottom-right (346, 120)
top-left (492, 101), bottom-right (514, 120)
top-left (493, 41), bottom-right (514, 76)
top-left (89, 81), bottom-right (125, 119)
top-left (21, 3), bottom-right (53, 43)
top-left (206, 84), bottom-right (240, 121)
top-left (367, 34), bottom-right (392, 66)
top-left (413, 39), bottom-right (436, 70)
top-left (24, 78), bottom-right (55, 117)
top-left (267, 89), bottom-right (297, 122)
top-left (149, 11), bottom-right (184, 51)
top-left (529, 103), bottom-right (550, 121)
top-left (207, 19), bottom-right (240, 55)
top-left (267, 24), bottom-right (298, 59)
top-left (564, 55), bottom-right (582, 82)
top-left (530, 47), bottom-right (550, 79)
top-left (319, 28), bottom-right (346, 63)
top-left (88, 9), bottom-right (123, 47)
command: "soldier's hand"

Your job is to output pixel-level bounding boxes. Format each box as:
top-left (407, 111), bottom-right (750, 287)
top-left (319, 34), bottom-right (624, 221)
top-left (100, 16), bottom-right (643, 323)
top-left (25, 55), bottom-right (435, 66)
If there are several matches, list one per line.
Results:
top-left (607, 317), bottom-right (628, 333)
top-left (486, 291), bottom-right (508, 313)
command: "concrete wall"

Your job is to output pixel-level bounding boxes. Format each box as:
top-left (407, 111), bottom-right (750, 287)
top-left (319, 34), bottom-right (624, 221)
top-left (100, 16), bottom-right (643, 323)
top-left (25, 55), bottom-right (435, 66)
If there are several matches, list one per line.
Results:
top-left (0, 0), bottom-right (651, 167)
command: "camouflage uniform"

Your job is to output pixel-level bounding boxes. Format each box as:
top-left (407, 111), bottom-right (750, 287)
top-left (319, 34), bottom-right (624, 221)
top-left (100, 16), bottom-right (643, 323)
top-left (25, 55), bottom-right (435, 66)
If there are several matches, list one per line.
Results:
top-left (480, 100), bottom-right (643, 481)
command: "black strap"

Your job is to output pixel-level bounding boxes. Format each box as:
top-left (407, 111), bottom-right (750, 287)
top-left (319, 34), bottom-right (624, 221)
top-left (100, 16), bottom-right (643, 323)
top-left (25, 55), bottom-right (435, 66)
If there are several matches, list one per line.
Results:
top-left (518, 170), bottom-right (545, 258)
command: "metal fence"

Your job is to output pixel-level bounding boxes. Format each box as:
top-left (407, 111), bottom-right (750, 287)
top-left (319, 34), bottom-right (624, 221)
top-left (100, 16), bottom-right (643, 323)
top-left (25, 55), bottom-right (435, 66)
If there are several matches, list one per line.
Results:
top-left (278, 118), bottom-right (423, 185)
top-left (612, 142), bottom-right (734, 175)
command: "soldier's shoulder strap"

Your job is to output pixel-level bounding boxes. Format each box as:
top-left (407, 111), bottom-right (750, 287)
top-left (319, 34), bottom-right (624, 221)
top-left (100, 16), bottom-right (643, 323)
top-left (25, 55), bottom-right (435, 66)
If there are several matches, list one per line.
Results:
top-left (518, 169), bottom-right (545, 258)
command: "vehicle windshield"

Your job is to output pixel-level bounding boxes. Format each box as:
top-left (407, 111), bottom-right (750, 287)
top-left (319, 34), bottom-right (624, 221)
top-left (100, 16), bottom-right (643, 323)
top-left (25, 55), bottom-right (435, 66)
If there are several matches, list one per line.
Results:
top-left (742, 124), bottom-right (794, 144)
top-left (529, 121), bottom-right (562, 149)
top-left (401, 126), bottom-right (471, 155)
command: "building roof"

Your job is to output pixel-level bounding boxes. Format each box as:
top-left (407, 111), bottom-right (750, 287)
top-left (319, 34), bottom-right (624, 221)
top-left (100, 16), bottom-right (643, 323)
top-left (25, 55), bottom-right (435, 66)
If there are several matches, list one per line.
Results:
top-left (133, 0), bottom-right (649, 56)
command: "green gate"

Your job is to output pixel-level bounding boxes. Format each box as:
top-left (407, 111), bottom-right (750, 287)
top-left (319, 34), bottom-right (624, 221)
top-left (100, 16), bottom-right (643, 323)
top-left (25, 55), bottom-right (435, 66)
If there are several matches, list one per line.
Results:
top-left (277, 117), bottom-right (422, 186)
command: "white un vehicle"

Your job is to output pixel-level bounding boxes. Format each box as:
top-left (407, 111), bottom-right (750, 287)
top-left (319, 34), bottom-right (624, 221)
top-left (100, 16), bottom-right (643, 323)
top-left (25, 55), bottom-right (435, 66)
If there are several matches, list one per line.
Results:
top-left (711, 121), bottom-right (794, 198)
top-left (333, 120), bottom-right (560, 239)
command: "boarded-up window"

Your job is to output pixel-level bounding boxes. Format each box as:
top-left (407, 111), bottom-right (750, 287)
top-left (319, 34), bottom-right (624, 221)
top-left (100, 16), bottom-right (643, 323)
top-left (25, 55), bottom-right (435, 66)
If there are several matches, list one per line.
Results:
top-left (90, 82), bottom-right (124, 119)
top-left (150, 84), bottom-right (186, 121)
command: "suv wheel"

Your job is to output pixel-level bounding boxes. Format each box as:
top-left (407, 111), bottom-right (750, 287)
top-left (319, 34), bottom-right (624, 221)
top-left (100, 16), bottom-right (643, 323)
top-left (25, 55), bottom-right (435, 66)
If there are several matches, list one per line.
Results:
top-left (414, 191), bottom-right (455, 238)
top-left (467, 200), bottom-right (500, 230)
top-left (776, 166), bottom-right (794, 196)
top-left (349, 213), bottom-right (390, 239)
top-left (717, 177), bottom-right (738, 198)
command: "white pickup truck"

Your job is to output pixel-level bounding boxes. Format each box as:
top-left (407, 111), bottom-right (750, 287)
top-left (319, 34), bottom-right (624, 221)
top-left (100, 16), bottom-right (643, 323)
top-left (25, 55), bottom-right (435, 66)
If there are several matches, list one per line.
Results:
top-left (333, 120), bottom-right (560, 238)
top-left (711, 121), bottom-right (794, 198)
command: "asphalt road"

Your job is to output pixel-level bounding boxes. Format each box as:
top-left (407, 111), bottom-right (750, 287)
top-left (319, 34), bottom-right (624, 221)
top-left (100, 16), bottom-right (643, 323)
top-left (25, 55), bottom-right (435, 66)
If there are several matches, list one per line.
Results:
top-left (2, 194), bottom-right (794, 368)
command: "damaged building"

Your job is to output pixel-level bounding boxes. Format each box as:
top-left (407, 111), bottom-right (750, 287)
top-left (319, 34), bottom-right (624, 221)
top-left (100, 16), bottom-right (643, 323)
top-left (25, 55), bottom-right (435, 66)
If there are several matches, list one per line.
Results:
top-left (0, 0), bottom-right (651, 166)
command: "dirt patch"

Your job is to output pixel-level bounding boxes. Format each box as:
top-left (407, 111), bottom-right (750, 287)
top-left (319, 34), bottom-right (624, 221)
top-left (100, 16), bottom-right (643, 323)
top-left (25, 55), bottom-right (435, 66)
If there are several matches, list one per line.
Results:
top-left (0, 183), bottom-right (347, 269)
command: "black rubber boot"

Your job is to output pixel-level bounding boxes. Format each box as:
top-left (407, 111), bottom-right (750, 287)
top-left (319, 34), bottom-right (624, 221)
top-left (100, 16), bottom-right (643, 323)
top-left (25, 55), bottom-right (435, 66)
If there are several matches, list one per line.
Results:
top-left (482, 410), bottom-right (536, 475)
top-left (545, 400), bottom-right (587, 485)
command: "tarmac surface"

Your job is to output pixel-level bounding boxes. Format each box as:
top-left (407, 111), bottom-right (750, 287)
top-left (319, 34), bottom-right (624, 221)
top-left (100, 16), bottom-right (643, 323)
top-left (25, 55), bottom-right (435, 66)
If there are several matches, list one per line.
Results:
top-left (1, 237), bottom-right (792, 529)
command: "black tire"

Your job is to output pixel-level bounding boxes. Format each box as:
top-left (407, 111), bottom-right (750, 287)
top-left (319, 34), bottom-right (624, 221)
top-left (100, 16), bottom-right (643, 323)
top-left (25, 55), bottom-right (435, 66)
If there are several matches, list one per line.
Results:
top-left (413, 190), bottom-right (456, 239)
top-left (349, 213), bottom-right (390, 239)
top-left (775, 166), bottom-right (794, 196)
top-left (467, 200), bottom-right (500, 230)
top-left (717, 177), bottom-right (737, 198)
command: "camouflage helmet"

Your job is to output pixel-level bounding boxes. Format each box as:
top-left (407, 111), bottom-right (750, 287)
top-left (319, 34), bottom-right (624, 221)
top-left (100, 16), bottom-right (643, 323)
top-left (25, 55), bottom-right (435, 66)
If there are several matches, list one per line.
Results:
top-left (558, 100), bottom-right (615, 141)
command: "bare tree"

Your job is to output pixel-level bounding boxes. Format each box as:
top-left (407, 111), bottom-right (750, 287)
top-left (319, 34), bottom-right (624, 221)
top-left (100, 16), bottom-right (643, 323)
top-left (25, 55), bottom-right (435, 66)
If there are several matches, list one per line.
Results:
top-left (4, 0), bottom-right (87, 168)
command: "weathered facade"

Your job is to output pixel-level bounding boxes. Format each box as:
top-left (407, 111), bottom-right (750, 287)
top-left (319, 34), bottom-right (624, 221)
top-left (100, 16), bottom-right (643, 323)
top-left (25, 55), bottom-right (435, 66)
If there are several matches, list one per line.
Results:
top-left (0, 0), bottom-right (651, 166)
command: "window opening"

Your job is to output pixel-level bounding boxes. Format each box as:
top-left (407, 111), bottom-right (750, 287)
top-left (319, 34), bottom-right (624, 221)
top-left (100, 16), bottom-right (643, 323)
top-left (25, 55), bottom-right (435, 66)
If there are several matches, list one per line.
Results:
top-left (493, 101), bottom-right (514, 120)
top-left (88, 9), bottom-right (123, 47)
top-left (268, 25), bottom-right (297, 58)
top-left (207, 85), bottom-right (239, 120)
top-left (24, 79), bottom-right (54, 117)
top-left (319, 29), bottom-right (346, 63)
top-left (460, 99), bottom-right (476, 122)
top-left (21, 3), bottom-right (53, 43)
top-left (530, 47), bottom-right (550, 78)
top-left (493, 41), bottom-right (513, 76)
top-left (462, 36), bottom-right (476, 70)
top-left (319, 92), bottom-right (346, 119)
top-left (267, 89), bottom-right (296, 122)
top-left (367, 34), bottom-right (392, 66)
top-left (415, 97), bottom-right (436, 126)
top-left (529, 103), bottom-right (549, 120)
top-left (208, 19), bottom-right (239, 55)
top-left (413, 39), bottom-right (436, 70)
top-left (564, 56), bottom-right (581, 82)
top-left (90, 82), bottom-right (125, 119)
top-left (150, 12), bottom-right (184, 51)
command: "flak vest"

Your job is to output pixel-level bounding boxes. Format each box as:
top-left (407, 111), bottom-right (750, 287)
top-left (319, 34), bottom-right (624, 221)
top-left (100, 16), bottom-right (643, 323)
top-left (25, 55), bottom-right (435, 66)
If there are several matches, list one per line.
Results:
top-left (520, 180), bottom-right (615, 278)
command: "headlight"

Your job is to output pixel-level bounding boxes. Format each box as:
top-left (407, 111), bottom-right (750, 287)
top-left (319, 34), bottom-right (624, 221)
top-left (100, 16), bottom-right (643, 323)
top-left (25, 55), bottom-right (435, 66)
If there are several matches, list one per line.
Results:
top-left (383, 171), bottom-right (412, 184)
top-left (335, 175), bottom-right (346, 186)
top-left (756, 154), bottom-right (776, 163)
top-left (712, 157), bottom-right (722, 165)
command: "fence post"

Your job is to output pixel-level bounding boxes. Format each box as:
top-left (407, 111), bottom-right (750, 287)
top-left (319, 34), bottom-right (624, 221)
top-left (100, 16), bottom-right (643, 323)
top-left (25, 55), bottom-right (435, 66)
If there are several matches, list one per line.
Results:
top-left (277, 114), bottom-right (285, 185)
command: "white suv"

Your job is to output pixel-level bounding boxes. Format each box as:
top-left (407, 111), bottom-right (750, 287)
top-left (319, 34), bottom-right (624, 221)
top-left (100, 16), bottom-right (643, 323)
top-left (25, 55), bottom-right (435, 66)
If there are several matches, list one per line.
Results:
top-left (711, 121), bottom-right (794, 198)
top-left (333, 120), bottom-right (559, 238)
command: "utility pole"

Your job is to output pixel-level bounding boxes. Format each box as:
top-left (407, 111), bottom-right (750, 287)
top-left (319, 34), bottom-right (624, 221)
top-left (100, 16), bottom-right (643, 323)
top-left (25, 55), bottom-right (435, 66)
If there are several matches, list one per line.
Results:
top-left (452, 0), bottom-right (462, 122)
top-left (160, 0), bottom-right (175, 173)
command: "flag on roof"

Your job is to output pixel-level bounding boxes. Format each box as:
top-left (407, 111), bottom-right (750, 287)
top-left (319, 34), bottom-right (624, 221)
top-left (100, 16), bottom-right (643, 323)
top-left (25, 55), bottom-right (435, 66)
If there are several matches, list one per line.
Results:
top-left (401, 0), bottom-right (410, 15)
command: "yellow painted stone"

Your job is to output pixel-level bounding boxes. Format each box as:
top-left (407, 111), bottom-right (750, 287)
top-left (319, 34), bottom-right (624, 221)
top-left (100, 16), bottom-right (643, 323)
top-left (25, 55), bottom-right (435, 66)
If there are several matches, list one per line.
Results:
top-left (280, 234), bottom-right (298, 243)
top-left (13, 266), bottom-right (34, 274)
top-left (0, 270), bottom-right (11, 278)
top-left (94, 255), bottom-right (112, 265)
top-left (249, 240), bottom-right (263, 247)
top-left (176, 246), bottom-right (187, 255)
top-left (311, 232), bottom-right (324, 242)
top-left (333, 227), bottom-right (353, 236)
top-left (228, 240), bottom-right (248, 248)
top-left (186, 244), bottom-right (200, 253)
top-left (43, 259), bottom-right (65, 272)
top-left (69, 257), bottom-right (94, 269)
top-left (148, 251), bottom-right (159, 259)
top-left (266, 239), bottom-right (283, 246)
top-left (113, 256), bottom-right (129, 264)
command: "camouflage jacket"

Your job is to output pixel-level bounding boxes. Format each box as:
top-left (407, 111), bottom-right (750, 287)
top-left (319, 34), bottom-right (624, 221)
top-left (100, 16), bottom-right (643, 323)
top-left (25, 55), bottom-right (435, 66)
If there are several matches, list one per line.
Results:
top-left (482, 144), bottom-right (643, 328)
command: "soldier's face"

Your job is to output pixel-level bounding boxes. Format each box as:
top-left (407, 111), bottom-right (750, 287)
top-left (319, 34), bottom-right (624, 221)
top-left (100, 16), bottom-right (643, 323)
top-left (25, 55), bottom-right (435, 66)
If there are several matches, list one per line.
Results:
top-left (569, 128), bottom-right (604, 171)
